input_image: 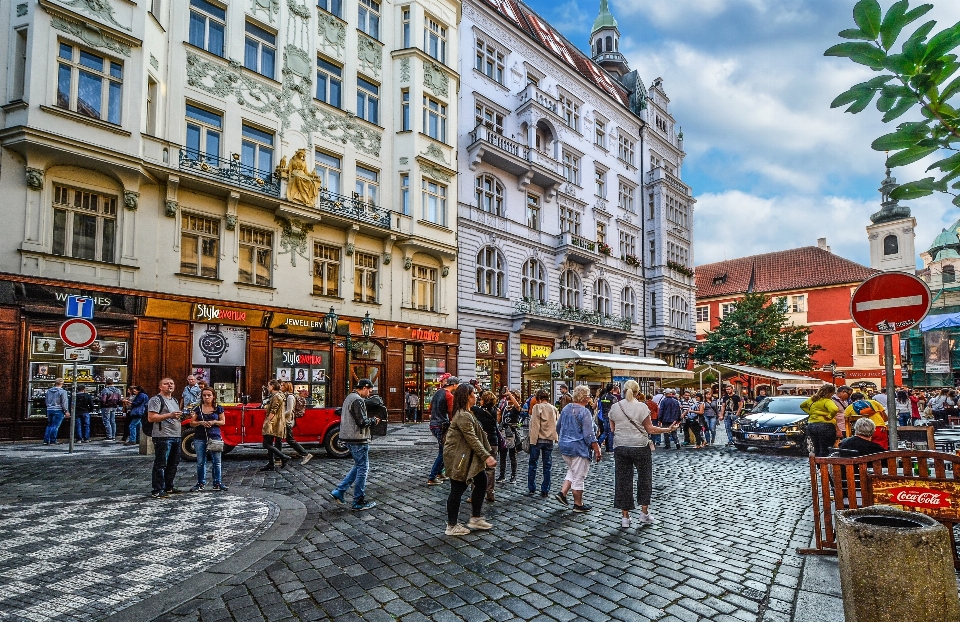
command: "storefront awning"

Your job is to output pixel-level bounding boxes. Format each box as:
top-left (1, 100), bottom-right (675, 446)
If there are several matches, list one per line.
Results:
top-left (920, 312), bottom-right (960, 332)
top-left (523, 349), bottom-right (693, 380)
top-left (690, 362), bottom-right (823, 385)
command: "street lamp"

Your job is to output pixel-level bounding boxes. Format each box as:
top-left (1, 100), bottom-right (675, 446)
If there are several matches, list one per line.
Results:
top-left (360, 311), bottom-right (374, 338)
top-left (322, 308), bottom-right (376, 394)
top-left (323, 307), bottom-right (339, 335)
top-left (574, 337), bottom-right (586, 351)
top-left (559, 335), bottom-right (570, 350)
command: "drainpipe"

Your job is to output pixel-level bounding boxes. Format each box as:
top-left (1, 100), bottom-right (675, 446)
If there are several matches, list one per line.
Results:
top-left (639, 124), bottom-right (648, 357)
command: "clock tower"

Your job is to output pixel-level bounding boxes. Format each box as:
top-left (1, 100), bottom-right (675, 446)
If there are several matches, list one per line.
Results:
top-left (867, 168), bottom-right (917, 273)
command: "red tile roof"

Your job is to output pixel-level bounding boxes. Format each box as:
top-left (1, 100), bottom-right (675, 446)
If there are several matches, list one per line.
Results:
top-left (696, 247), bottom-right (878, 299)
top-left (481, 0), bottom-right (631, 108)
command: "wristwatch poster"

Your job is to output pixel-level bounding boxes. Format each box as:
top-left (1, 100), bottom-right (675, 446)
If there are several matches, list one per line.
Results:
top-left (191, 323), bottom-right (248, 366)
top-left (198, 325), bottom-right (229, 363)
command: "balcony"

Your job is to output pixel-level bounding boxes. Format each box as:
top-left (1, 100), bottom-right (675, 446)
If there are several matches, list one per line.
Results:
top-left (179, 150), bottom-right (281, 197)
top-left (313, 189), bottom-right (391, 230)
top-left (516, 84), bottom-right (561, 118)
top-left (514, 298), bottom-right (632, 334)
top-left (467, 125), bottom-right (565, 192)
top-left (645, 166), bottom-right (691, 197)
top-left (557, 231), bottom-right (598, 265)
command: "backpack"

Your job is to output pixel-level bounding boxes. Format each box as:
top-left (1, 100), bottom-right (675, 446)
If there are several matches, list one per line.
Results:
top-left (851, 400), bottom-right (875, 417)
top-left (293, 394), bottom-right (306, 418)
top-left (141, 394), bottom-right (167, 436)
top-left (101, 387), bottom-right (122, 408)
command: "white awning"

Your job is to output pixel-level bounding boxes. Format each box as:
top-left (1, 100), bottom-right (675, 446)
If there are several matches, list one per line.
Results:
top-left (708, 362), bottom-right (823, 384)
top-left (540, 349), bottom-right (694, 379)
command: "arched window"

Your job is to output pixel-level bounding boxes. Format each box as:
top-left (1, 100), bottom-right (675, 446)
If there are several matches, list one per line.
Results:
top-left (622, 287), bottom-right (636, 322)
top-left (944, 265), bottom-right (956, 284)
top-left (475, 174), bottom-right (504, 216)
top-left (476, 246), bottom-right (505, 296)
top-left (522, 258), bottom-right (546, 303)
top-left (559, 270), bottom-right (581, 308)
top-left (605, 36), bottom-right (612, 52)
top-left (670, 295), bottom-right (689, 329)
top-left (594, 279), bottom-right (611, 315)
top-left (883, 234), bottom-right (899, 256)
top-left (595, 39), bottom-right (602, 55)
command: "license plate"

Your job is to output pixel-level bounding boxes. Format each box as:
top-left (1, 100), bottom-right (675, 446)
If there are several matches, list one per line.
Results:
top-left (747, 434), bottom-right (769, 441)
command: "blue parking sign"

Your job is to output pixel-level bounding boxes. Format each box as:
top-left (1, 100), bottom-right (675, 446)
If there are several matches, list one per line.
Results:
top-left (65, 295), bottom-right (95, 319)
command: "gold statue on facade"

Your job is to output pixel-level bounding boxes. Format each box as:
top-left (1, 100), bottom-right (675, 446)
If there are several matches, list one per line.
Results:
top-left (283, 149), bottom-right (320, 206)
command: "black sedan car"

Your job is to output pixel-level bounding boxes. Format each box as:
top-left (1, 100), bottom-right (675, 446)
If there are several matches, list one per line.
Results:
top-left (730, 396), bottom-right (809, 452)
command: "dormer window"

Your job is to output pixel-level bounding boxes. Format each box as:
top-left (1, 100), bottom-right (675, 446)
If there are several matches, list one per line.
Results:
top-left (713, 274), bottom-right (727, 286)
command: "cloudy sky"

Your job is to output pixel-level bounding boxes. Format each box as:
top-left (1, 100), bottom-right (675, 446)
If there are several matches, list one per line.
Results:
top-left (522, 0), bottom-right (960, 267)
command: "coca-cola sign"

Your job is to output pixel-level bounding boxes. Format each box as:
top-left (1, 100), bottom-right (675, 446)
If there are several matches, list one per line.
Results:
top-left (887, 487), bottom-right (951, 509)
top-left (871, 476), bottom-right (960, 521)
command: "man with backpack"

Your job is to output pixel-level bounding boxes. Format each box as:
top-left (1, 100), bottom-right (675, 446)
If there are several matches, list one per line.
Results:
top-left (74, 385), bottom-right (94, 443)
top-left (427, 376), bottom-right (458, 485)
top-left (148, 378), bottom-right (184, 498)
top-left (843, 392), bottom-right (889, 449)
top-left (597, 384), bottom-right (620, 452)
top-left (99, 379), bottom-right (123, 441)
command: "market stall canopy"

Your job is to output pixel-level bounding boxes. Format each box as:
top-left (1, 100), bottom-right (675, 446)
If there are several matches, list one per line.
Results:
top-left (523, 349), bottom-right (693, 380)
top-left (919, 312), bottom-right (960, 332)
top-left (681, 362), bottom-right (824, 386)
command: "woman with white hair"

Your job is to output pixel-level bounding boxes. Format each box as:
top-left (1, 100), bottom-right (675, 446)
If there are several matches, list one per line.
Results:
top-left (608, 380), bottom-right (681, 527)
top-left (838, 417), bottom-right (885, 456)
top-left (554, 384), bottom-right (602, 512)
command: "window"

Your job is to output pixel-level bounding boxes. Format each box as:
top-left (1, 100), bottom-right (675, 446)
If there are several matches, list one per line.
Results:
top-left (650, 293), bottom-right (657, 326)
top-left (619, 182), bottom-right (635, 212)
top-left (527, 74), bottom-right (539, 87)
top-left (424, 17), bottom-right (446, 63)
top-left (475, 38), bottom-right (504, 84)
top-left (316, 57), bottom-right (343, 107)
top-left (476, 174), bottom-right (504, 216)
top-left (401, 89), bottom-right (410, 130)
top-left (238, 226), bottom-right (272, 286)
top-left (355, 166), bottom-right (379, 204)
top-left (619, 231), bottom-right (636, 258)
top-left (883, 234), bottom-right (899, 255)
top-left (560, 94), bottom-right (580, 131)
top-left (422, 179), bottom-right (447, 225)
top-left (146, 77), bottom-right (159, 135)
top-left (597, 222), bottom-right (606, 245)
top-left (188, 0), bottom-right (225, 56)
top-left (12, 28), bottom-right (27, 101)
top-left (595, 168), bottom-right (606, 198)
top-left (618, 134), bottom-right (635, 166)
top-left (312, 243), bottom-right (341, 296)
top-left (150, 0), bottom-right (162, 16)
top-left (562, 151), bottom-right (580, 184)
top-left (354, 252), bottom-right (378, 302)
top-left (790, 295), bottom-right (805, 313)
top-left (240, 123), bottom-right (274, 177)
top-left (656, 115), bottom-right (668, 133)
top-left (51, 185), bottom-right (117, 263)
top-left (244, 22), bottom-right (276, 79)
top-left (667, 195), bottom-right (687, 228)
top-left (401, 7), bottom-right (411, 47)
top-left (400, 174), bottom-right (410, 215)
top-left (522, 258), bottom-right (546, 302)
top-left (670, 295), bottom-right (689, 329)
top-left (622, 287), bottom-right (637, 322)
top-left (666, 242), bottom-right (690, 268)
top-left (475, 102), bottom-right (504, 134)
top-left (526, 193), bottom-right (541, 230)
top-left (648, 193), bottom-right (655, 219)
top-left (855, 329), bottom-right (876, 356)
top-left (721, 302), bottom-right (737, 316)
top-left (649, 239), bottom-right (655, 264)
top-left (476, 247), bottom-right (505, 297)
top-left (944, 265), bottom-right (957, 284)
top-left (595, 119), bottom-right (606, 148)
top-left (559, 270), bottom-right (581, 308)
top-left (315, 151), bottom-right (341, 194)
top-left (56, 44), bottom-right (123, 124)
top-left (180, 213), bottom-right (220, 278)
top-left (423, 96), bottom-right (446, 142)
top-left (185, 104), bottom-right (222, 163)
top-left (696, 306), bottom-right (709, 323)
top-left (358, 0), bottom-right (380, 39)
top-left (318, 0), bottom-right (342, 18)
top-left (594, 279), bottom-right (611, 315)
top-left (357, 77), bottom-right (379, 123)
top-left (560, 206), bottom-right (580, 235)
top-left (412, 265), bottom-right (438, 311)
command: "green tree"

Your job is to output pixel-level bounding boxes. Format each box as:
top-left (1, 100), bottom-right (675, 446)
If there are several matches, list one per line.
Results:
top-left (693, 293), bottom-right (824, 371)
top-left (825, 0), bottom-right (960, 205)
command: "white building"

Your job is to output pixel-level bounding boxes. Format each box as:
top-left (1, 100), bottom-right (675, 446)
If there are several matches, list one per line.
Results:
top-left (866, 168), bottom-right (917, 273)
top-left (456, 0), bottom-right (696, 395)
top-left (0, 0), bottom-right (461, 434)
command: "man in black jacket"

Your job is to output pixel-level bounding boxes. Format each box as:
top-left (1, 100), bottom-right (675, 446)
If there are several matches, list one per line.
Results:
top-left (74, 386), bottom-right (94, 443)
top-left (427, 376), bottom-right (459, 485)
top-left (329, 379), bottom-right (379, 510)
top-left (657, 389), bottom-right (682, 449)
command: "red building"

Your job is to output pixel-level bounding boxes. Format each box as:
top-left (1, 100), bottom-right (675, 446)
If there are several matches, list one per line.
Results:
top-left (694, 245), bottom-right (902, 389)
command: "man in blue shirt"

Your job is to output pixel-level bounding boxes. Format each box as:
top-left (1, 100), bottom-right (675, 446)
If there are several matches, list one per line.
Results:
top-left (554, 385), bottom-right (601, 512)
top-left (657, 389), bottom-right (682, 449)
top-left (44, 378), bottom-right (71, 445)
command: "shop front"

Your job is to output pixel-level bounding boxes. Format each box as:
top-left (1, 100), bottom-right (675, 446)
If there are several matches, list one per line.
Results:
top-left (520, 336), bottom-right (553, 399)
top-left (474, 331), bottom-right (509, 393)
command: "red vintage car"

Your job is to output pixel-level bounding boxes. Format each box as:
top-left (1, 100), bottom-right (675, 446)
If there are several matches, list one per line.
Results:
top-left (179, 403), bottom-right (348, 460)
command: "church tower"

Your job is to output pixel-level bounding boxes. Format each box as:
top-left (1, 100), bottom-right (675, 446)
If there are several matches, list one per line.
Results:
top-left (590, 0), bottom-right (630, 78)
top-left (866, 168), bottom-right (917, 273)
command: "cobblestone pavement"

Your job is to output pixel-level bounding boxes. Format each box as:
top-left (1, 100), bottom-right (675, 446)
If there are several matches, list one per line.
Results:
top-left (0, 430), bottom-right (820, 622)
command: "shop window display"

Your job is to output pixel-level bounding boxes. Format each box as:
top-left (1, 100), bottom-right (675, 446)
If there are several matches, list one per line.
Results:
top-left (422, 356), bottom-right (446, 408)
top-left (273, 348), bottom-right (330, 407)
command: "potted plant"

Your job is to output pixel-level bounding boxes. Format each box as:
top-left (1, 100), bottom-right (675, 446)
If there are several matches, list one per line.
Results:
top-left (597, 241), bottom-right (612, 255)
top-left (623, 254), bottom-right (641, 267)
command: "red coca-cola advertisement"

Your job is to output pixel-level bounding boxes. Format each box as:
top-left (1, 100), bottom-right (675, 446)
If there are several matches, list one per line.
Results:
top-left (886, 487), bottom-right (951, 509)
top-left (871, 477), bottom-right (960, 521)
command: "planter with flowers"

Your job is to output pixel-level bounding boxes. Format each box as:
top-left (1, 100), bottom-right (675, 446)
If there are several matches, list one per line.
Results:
top-left (597, 241), bottom-right (612, 256)
top-left (623, 254), bottom-right (641, 267)
top-left (667, 261), bottom-right (694, 278)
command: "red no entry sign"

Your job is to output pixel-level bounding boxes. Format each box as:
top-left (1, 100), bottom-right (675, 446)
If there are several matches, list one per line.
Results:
top-left (850, 272), bottom-right (931, 335)
top-left (59, 318), bottom-right (97, 348)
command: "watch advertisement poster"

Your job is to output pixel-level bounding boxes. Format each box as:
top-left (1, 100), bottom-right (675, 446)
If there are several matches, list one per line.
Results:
top-left (191, 324), bottom-right (247, 366)
top-left (31, 363), bottom-right (58, 380)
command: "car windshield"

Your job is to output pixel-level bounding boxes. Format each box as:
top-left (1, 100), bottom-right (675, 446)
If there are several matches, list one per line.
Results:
top-left (752, 397), bottom-right (806, 415)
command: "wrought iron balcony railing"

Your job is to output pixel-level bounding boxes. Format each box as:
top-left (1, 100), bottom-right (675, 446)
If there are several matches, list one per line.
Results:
top-left (316, 189), bottom-right (391, 229)
top-left (179, 149), bottom-right (281, 197)
top-left (515, 298), bottom-right (632, 332)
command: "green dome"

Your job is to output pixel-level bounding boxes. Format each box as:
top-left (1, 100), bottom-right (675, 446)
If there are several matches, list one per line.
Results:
top-left (592, 0), bottom-right (618, 34)
top-left (929, 228), bottom-right (960, 253)
top-left (935, 248), bottom-right (960, 262)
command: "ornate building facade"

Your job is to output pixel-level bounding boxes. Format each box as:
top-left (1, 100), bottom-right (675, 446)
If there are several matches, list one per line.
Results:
top-left (456, 0), bottom-right (696, 395)
top-left (0, 0), bottom-right (461, 436)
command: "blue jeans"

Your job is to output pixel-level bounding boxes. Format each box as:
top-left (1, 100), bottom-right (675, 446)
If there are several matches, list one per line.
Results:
top-left (74, 412), bottom-right (91, 440)
top-left (194, 439), bottom-right (223, 486)
top-left (429, 427), bottom-right (445, 480)
top-left (44, 409), bottom-right (65, 443)
top-left (128, 418), bottom-right (142, 443)
top-left (102, 408), bottom-right (119, 438)
top-left (898, 413), bottom-right (911, 427)
top-left (703, 416), bottom-right (718, 444)
top-left (598, 419), bottom-right (614, 452)
top-left (724, 416), bottom-right (738, 444)
top-left (527, 441), bottom-right (554, 493)
top-left (151, 437), bottom-right (181, 493)
top-left (335, 443), bottom-right (370, 500)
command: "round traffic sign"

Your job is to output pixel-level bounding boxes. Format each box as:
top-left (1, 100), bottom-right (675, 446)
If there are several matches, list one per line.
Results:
top-left (59, 318), bottom-right (97, 348)
top-left (850, 272), bottom-right (931, 335)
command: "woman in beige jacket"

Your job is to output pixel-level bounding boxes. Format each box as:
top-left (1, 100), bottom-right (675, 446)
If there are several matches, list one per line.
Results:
top-left (527, 388), bottom-right (559, 496)
top-left (260, 379), bottom-right (289, 471)
top-left (442, 384), bottom-right (497, 536)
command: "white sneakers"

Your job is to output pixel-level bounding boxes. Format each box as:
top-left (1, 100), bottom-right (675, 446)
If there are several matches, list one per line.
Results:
top-left (466, 516), bottom-right (492, 530)
top-left (621, 517), bottom-right (631, 528)
top-left (637, 512), bottom-right (656, 524)
top-left (445, 517), bottom-right (494, 536)
top-left (445, 523), bottom-right (471, 536)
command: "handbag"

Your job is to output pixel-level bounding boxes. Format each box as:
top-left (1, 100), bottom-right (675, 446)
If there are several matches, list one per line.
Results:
top-left (502, 425), bottom-right (515, 449)
top-left (206, 439), bottom-right (224, 453)
top-left (520, 430), bottom-right (531, 453)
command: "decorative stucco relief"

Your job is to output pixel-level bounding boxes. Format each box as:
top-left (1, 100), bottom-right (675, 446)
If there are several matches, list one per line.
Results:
top-left (400, 58), bottom-right (410, 82)
top-left (250, 0), bottom-right (280, 24)
top-left (357, 33), bottom-right (382, 78)
top-left (276, 216), bottom-right (313, 267)
top-left (62, 0), bottom-right (130, 31)
top-left (317, 10), bottom-right (345, 58)
top-left (423, 61), bottom-right (449, 98)
top-left (51, 16), bottom-right (131, 56)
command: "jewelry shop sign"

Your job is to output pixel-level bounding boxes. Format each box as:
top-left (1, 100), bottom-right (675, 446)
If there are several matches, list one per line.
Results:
top-left (871, 476), bottom-right (960, 522)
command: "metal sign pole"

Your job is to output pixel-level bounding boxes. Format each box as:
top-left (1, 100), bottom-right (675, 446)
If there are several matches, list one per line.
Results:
top-left (885, 334), bottom-right (898, 449)
top-left (69, 359), bottom-right (77, 454)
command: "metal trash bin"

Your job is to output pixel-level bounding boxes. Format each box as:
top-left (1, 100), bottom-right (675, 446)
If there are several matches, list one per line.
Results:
top-left (836, 505), bottom-right (960, 622)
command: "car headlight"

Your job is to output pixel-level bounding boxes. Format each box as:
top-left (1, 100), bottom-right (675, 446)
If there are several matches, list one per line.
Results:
top-left (779, 425), bottom-right (803, 434)
top-left (731, 419), bottom-right (741, 430)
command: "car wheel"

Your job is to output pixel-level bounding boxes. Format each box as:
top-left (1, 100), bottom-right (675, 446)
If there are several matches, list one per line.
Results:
top-left (181, 431), bottom-right (198, 461)
top-left (734, 443), bottom-right (749, 451)
top-left (222, 444), bottom-right (235, 455)
top-left (324, 425), bottom-right (350, 458)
